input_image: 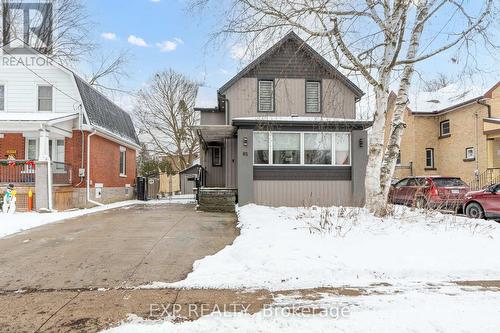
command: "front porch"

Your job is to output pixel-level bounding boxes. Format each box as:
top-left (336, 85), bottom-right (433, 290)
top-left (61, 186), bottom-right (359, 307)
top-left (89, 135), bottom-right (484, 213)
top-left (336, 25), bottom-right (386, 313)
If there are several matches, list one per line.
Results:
top-left (0, 112), bottom-right (78, 211)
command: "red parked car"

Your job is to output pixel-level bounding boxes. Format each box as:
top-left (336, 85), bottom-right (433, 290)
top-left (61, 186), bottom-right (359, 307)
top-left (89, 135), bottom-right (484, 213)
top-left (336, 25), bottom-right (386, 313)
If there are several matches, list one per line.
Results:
top-left (389, 176), bottom-right (470, 211)
top-left (463, 184), bottom-right (500, 219)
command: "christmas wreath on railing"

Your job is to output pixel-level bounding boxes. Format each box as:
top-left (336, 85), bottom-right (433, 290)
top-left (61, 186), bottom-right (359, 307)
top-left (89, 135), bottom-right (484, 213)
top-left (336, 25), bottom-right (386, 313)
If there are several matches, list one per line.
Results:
top-left (0, 160), bottom-right (36, 169)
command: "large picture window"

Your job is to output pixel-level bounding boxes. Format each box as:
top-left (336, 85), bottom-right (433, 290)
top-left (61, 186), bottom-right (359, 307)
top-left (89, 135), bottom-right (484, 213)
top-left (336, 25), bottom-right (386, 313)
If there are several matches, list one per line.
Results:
top-left (304, 133), bottom-right (332, 164)
top-left (335, 133), bottom-right (351, 165)
top-left (272, 133), bottom-right (301, 164)
top-left (254, 132), bottom-right (269, 164)
top-left (253, 131), bottom-right (351, 166)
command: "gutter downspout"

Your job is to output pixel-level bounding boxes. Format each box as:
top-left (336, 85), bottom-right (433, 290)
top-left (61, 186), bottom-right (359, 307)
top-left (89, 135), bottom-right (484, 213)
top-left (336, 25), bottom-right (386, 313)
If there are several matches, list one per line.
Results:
top-left (76, 105), bottom-right (85, 187)
top-left (477, 98), bottom-right (491, 118)
top-left (86, 130), bottom-right (103, 207)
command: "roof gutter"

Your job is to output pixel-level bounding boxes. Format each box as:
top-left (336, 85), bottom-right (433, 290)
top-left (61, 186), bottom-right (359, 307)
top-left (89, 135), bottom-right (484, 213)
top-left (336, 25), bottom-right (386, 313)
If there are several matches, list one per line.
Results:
top-left (477, 98), bottom-right (491, 118)
top-left (81, 124), bottom-right (140, 150)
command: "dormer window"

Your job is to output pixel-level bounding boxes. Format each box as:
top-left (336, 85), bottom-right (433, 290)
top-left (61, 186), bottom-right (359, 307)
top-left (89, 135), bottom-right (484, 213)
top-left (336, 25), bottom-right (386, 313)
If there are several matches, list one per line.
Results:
top-left (306, 81), bottom-right (321, 113)
top-left (0, 85), bottom-right (5, 111)
top-left (258, 80), bottom-right (274, 112)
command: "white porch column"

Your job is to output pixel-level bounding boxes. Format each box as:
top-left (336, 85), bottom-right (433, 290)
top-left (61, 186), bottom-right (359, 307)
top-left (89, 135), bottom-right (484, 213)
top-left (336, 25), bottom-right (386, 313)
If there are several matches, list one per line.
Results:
top-left (38, 129), bottom-right (51, 161)
top-left (37, 128), bottom-right (53, 211)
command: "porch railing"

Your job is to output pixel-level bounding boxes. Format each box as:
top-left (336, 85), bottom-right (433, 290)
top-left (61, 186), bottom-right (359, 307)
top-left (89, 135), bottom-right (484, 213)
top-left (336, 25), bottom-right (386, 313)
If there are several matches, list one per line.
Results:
top-left (468, 167), bottom-right (500, 191)
top-left (0, 160), bottom-right (36, 184)
top-left (52, 162), bottom-right (73, 185)
top-left (0, 160), bottom-right (73, 185)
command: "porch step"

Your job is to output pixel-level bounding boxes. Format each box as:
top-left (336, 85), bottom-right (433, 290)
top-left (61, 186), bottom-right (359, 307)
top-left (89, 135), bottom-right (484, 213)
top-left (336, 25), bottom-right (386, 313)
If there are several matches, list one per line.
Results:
top-left (198, 188), bottom-right (237, 213)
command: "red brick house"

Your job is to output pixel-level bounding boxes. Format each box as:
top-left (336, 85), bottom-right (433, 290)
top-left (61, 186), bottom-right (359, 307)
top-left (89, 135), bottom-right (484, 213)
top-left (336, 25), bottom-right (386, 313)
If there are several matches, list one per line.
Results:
top-left (0, 48), bottom-right (140, 211)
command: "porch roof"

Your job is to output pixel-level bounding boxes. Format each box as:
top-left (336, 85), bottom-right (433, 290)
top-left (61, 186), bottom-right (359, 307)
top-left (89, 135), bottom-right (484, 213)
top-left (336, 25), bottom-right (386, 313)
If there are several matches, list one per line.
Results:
top-left (196, 125), bottom-right (236, 143)
top-left (0, 112), bottom-right (79, 136)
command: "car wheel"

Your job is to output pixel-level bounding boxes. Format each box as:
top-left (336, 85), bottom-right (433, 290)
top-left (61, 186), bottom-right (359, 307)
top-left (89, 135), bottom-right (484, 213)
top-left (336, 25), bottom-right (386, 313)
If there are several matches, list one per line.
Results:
top-left (466, 202), bottom-right (485, 219)
top-left (415, 197), bottom-right (427, 209)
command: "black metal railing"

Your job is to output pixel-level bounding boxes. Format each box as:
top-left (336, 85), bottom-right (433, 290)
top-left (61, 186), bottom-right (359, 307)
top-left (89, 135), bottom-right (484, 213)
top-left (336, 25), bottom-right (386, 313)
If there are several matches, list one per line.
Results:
top-left (468, 167), bottom-right (500, 191)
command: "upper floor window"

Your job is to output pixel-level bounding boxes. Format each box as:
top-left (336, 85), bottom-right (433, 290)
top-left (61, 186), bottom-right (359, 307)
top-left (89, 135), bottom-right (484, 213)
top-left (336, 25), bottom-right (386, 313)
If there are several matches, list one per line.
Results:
top-left (38, 85), bottom-right (53, 111)
top-left (0, 85), bottom-right (5, 111)
top-left (305, 81), bottom-right (321, 113)
top-left (258, 80), bottom-right (274, 112)
top-left (440, 120), bottom-right (450, 137)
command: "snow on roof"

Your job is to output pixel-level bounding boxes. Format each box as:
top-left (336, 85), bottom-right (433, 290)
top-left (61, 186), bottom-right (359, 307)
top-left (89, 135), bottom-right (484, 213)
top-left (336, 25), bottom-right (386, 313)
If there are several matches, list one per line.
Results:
top-left (0, 112), bottom-right (78, 122)
top-left (195, 86), bottom-right (218, 109)
top-left (409, 83), bottom-right (484, 113)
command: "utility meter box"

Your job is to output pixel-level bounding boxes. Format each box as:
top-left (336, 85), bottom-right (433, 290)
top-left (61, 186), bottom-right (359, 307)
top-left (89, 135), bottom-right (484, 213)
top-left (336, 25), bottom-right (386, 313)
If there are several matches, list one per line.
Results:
top-left (78, 168), bottom-right (86, 177)
top-left (95, 183), bottom-right (103, 199)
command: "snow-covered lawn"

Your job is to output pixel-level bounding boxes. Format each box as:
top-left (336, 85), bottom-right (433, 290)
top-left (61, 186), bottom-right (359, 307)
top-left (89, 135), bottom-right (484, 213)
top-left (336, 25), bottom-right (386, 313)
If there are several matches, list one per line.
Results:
top-left (104, 285), bottom-right (500, 333)
top-left (147, 204), bottom-right (500, 290)
top-left (0, 195), bottom-right (195, 239)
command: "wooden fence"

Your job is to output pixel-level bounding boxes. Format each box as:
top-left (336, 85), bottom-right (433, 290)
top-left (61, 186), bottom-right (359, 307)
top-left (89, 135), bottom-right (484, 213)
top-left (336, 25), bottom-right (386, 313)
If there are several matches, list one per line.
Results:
top-left (159, 173), bottom-right (180, 195)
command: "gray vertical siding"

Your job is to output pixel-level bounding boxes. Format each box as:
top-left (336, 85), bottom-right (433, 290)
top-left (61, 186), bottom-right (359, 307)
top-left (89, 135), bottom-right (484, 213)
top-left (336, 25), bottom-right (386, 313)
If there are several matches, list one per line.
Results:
top-left (201, 111), bottom-right (226, 125)
top-left (351, 130), bottom-right (368, 205)
top-left (237, 128), bottom-right (254, 205)
top-left (225, 137), bottom-right (238, 188)
top-left (204, 147), bottom-right (225, 187)
top-left (180, 173), bottom-right (197, 195)
top-left (225, 77), bottom-right (356, 120)
top-left (253, 180), bottom-right (353, 207)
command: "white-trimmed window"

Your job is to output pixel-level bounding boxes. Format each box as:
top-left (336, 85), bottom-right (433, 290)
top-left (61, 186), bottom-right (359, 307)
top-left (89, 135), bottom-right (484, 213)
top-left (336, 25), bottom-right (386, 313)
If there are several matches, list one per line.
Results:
top-left (272, 133), bottom-right (301, 165)
top-left (38, 85), bottom-right (53, 111)
top-left (49, 139), bottom-right (66, 171)
top-left (258, 80), bottom-right (274, 112)
top-left (0, 85), bottom-right (5, 111)
top-left (119, 147), bottom-right (126, 176)
top-left (335, 133), bottom-right (351, 165)
top-left (425, 148), bottom-right (434, 168)
top-left (304, 133), bottom-right (332, 164)
top-left (254, 132), bottom-right (270, 164)
top-left (440, 120), bottom-right (450, 137)
top-left (305, 81), bottom-right (321, 113)
top-left (465, 147), bottom-right (475, 160)
top-left (253, 131), bottom-right (351, 166)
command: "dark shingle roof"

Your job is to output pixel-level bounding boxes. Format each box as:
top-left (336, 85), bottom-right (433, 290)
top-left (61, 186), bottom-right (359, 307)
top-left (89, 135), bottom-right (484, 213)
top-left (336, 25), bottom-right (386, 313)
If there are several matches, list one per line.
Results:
top-left (73, 75), bottom-right (139, 146)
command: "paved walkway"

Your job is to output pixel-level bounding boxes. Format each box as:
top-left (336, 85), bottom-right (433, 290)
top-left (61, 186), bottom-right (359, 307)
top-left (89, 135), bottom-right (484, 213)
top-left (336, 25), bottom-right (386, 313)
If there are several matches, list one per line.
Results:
top-left (0, 204), bottom-right (238, 290)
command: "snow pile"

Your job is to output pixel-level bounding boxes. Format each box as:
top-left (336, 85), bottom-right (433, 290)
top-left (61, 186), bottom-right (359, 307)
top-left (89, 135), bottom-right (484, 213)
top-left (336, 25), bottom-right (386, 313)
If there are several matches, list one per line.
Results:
top-left (104, 286), bottom-right (500, 333)
top-left (151, 204), bottom-right (500, 290)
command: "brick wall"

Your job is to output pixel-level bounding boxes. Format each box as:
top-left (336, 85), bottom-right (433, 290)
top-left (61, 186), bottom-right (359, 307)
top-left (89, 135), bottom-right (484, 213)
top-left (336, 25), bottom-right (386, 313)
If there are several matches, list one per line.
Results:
top-left (89, 134), bottom-right (136, 188)
top-left (0, 133), bottom-right (25, 159)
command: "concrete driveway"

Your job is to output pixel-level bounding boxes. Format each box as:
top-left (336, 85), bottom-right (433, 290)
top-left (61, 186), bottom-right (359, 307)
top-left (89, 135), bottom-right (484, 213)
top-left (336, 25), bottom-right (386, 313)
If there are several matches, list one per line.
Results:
top-left (0, 204), bottom-right (238, 291)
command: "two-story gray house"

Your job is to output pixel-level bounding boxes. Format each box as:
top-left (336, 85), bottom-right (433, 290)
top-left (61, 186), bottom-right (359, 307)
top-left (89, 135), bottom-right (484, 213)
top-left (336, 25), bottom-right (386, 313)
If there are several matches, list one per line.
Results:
top-left (196, 32), bottom-right (372, 208)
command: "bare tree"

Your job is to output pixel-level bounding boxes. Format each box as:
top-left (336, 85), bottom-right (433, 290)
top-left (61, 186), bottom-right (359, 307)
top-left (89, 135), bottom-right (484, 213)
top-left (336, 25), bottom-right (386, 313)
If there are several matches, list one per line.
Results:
top-left (1, 0), bottom-right (95, 64)
top-left (134, 69), bottom-right (200, 171)
top-left (423, 73), bottom-right (451, 92)
top-left (86, 50), bottom-right (130, 94)
top-left (192, 0), bottom-right (496, 215)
